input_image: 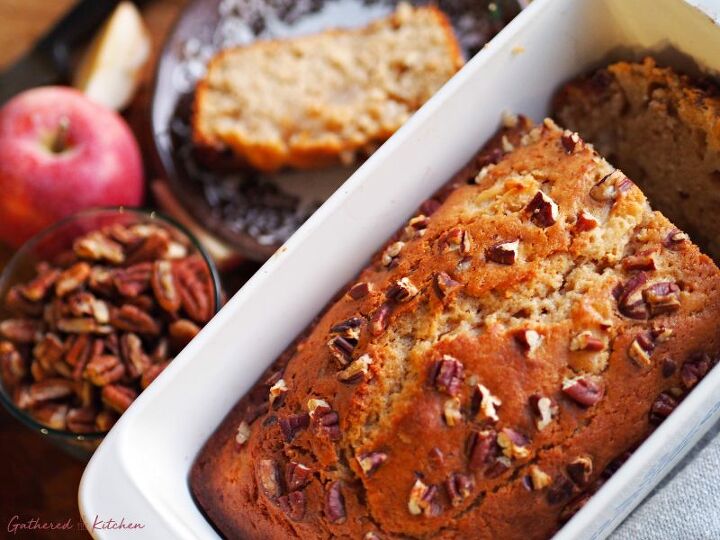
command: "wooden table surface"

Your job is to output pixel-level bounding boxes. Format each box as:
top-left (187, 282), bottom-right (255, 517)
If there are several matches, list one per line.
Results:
top-left (0, 1), bottom-right (187, 537)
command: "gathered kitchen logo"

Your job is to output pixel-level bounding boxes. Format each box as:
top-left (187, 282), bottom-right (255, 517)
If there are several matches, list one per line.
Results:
top-left (7, 515), bottom-right (145, 534)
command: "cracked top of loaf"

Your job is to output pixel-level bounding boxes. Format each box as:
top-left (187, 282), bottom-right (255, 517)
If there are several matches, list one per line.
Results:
top-left (190, 116), bottom-right (720, 539)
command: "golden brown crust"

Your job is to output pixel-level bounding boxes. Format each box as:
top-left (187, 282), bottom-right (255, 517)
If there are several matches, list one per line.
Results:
top-left (191, 117), bottom-right (720, 539)
top-left (191, 4), bottom-right (464, 172)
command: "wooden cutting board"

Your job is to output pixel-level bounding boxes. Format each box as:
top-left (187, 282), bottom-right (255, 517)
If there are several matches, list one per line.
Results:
top-left (0, 2), bottom-right (185, 537)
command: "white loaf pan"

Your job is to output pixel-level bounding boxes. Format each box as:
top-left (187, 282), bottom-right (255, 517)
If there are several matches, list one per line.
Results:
top-left (79, 0), bottom-right (720, 538)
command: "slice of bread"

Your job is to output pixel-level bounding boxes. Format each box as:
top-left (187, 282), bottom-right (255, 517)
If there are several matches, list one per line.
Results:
top-left (192, 3), bottom-right (464, 172)
top-left (554, 58), bottom-right (720, 259)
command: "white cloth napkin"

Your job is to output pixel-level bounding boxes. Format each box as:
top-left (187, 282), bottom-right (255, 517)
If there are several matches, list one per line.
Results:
top-left (612, 421), bottom-right (720, 539)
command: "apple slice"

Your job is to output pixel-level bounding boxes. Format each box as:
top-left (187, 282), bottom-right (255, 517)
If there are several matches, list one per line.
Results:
top-left (73, 1), bottom-right (151, 111)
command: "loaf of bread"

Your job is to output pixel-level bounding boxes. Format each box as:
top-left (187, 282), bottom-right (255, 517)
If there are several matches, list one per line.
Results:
top-left (190, 116), bottom-right (720, 539)
top-left (554, 57), bottom-right (720, 260)
top-left (192, 3), bottom-right (464, 172)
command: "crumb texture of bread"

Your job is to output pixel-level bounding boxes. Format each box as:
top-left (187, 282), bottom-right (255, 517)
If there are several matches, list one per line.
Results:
top-left (190, 117), bottom-right (720, 540)
top-left (192, 3), bottom-right (464, 172)
top-left (554, 57), bottom-right (720, 260)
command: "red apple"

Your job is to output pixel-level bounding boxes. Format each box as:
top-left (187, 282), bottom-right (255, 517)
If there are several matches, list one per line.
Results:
top-left (0, 86), bottom-right (144, 247)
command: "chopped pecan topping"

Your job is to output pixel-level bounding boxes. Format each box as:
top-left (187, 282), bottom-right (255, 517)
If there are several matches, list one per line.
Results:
top-left (590, 170), bottom-right (632, 202)
top-left (486, 240), bottom-right (519, 265)
top-left (348, 281), bottom-right (372, 300)
top-left (662, 358), bottom-right (677, 378)
top-left (279, 413), bottom-right (310, 442)
top-left (381, 241), bottom-right (405, 267)
top-left (561, 130), bottom-right (580, 154)
top-left (278, 491), bottom-right (306, 521)
top-left (497, 428), bottom-right (530, 460)
top-left (514, 328), bottom-right (542, 355)
top-left (444, 226), bottom-right (472, 255)
top-left (369, 303), bottom-right (391, 336)
top-left (404, 215), bottom-right (430, 239)
top-left (268, 378), bottom-right (288, 406)
top-left (435, 272), bottom-right (462, 299)
top-left (357, 451), bottom-right (388, 476)
top-left (308, 400), bottom-right (341, 441)
top-left (431, 355), bottom-right (464, 396)
top-left (616, 272), bottom-right (649, 320)
top-left (446, 472), bottom-right (474, 506)
top-left (325, 481), bottom-right (346, 524)
top-left (443, 397), bottom-right (463, 426)
top-left (330, 317), bottom-right (363, 341)
top-left (570, 330), bottom-right (605, 352)
top-left (258, 459), bottom-right (281, 498)
top-left (308, 398), bottom-right (330, 418)
top-left (680, 353), bottom-right (712, 390)
top-left (546, 475), bottom-right (576, 505)
top-left (408, 478), bottom-right (438, 516)
top-left (663, 228), bottom-right (689, 249)
top-left (286, 461), bottom-right (312, 491)
top-left (485, 456), bottom-right (512, 478)
top-left (235, 420), bottom-right (251, 447)
top-left (559, 494), bottom-right (591, 523)
top-left (526, 191), bottom-right (559, 227)
top-left (337, 353), bottom-right (373, 383)
top-left (649, 391), bottom-right (679, 425)
top-left (327, 336), bottom-right (356, 367)
top-left (467, 429), bottom-right (498, 470)
top-left (575, 210), bottom-right (599, 232)
top-left (562, 375), bottom-right (604, 407)
top-left (428, 447), bottom-right (445, 467)
top-left (642, 282), bottom-right (681, 316)
top-left (529, 394), bottom-right (557, 431)
top-left (471, 384), bottom-right (501, 422)
top-left (622, 251), bottom-right (657, 272)
top-left (528, 465), bottom-right (552, 490)
top-left (567, 455), bottom-right (593, 486)
top-left (386, 277), bottom-right (418, 303)
top-left (628, 331), bottom-right (655, 368)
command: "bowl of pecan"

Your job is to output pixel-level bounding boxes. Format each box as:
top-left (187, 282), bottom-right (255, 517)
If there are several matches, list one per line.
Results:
top-left (0, 208), bottom-right (220, 459)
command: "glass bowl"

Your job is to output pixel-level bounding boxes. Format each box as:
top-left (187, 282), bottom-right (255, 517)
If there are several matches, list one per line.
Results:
top-left (0, 208), bottom-right (221, 460)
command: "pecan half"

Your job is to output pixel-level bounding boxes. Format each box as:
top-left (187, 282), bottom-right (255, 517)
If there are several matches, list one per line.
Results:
top-left (20, 268), bottom-right (59, 302)
top-left (113, 263), bottom-right (152, 298)
top-left (28, 378), bottom-right (75, 404)
top-left (85, 355), bottom-right (125, 386)
top-left (467, 429), bottom-right (498, 470)
top-left (32, 403), bottom-right (68, 430)
top-left (66, 407), bottom-right (98, 433)
top-left (151, 260), bottom-right (181, 312)
top-left (174, 258), bottom-right (213, 323)
top-left (110, 305), bottom-right (160, 335)
top-left (140, 361), bottom-right (169, 389)
top-left (74, 232), bottom-right (125, 264)
top-left (101, 384), bottom-right (137, 414)
top-left (169, 319), bottom-right (200, 349)
top-left (258, 459), bottom-right (281, 499)
top-left (0, 318), bottom-right (42, 343)
top-left (120, 333), bottom-right (150, 379)
top-left (0, 342), bottom-right (25, 388)
top-left (616, 272), bottom-right (649, 320)
top-left (562, 375), bottom-right (604, 407)
top-left (325, 481), bottom-right (346, 523)
top-left (55, 262), bottom-right (91, 297)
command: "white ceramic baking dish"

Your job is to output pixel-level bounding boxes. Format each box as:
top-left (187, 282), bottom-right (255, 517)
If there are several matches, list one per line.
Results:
top-left (79, 0), bottom-right (720, 537)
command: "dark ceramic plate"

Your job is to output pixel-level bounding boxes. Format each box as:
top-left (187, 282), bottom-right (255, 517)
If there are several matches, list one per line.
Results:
top-left (150, 0), bottom-right (523, 261)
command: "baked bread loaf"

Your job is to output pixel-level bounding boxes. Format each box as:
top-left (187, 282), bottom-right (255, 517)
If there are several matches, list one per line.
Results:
top-left (554, 57), bottom-right (720, 260)
top-left (190, 116), bottom-right (720, 539)
top-left (192, 3), bottom-right (463, 172)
